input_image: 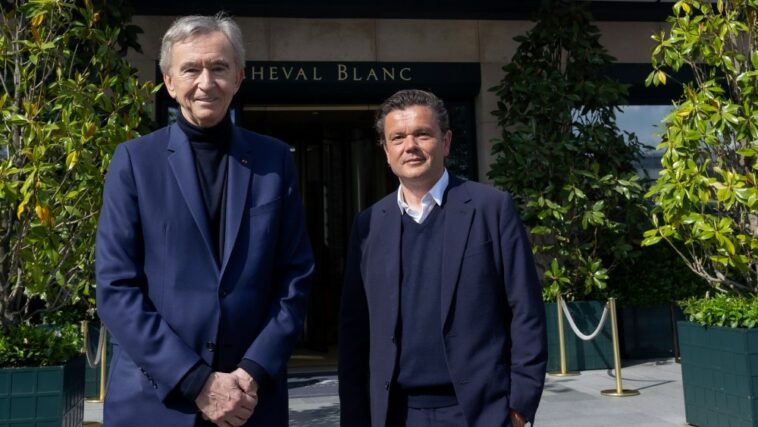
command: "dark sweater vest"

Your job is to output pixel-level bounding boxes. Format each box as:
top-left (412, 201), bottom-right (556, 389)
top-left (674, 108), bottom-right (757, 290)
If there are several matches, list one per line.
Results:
top-left (395, 206), bottom-right (457, 408)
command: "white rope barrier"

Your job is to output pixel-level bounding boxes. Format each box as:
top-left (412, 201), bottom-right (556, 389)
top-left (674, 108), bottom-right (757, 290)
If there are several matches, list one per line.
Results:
top-left (560, 299), bottom-right (609, 341)
top-left (84, 323), bottom-right (107, 368)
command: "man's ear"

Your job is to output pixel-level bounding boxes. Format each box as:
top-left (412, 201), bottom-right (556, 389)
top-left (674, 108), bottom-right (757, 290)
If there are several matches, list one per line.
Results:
top-left (163, 73), bottom-right (176, 99)
top-left (443, 130), bottom-right (452, 157)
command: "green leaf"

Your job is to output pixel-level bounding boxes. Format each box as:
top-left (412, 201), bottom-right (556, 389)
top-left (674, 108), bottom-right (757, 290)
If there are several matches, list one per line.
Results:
top-left (641, 236), bottom-right (663, 246)
top-left (657, 70), bottom-right (667, 85)
top-left (65, 151), bottom-right (78, 170)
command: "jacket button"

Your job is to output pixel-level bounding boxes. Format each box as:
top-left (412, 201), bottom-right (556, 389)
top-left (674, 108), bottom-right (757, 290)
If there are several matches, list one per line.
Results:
top-left (391, 335), bottom-right (396, 343)
top-left (384, 381), bottom-right (390, 390)
top-left (206, 341), bottom-right (216, 352)
top-left (219, 288), bottom-right (228, 297)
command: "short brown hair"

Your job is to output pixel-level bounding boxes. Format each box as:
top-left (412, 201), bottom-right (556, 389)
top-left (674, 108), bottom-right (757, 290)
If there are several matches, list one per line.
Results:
top-left (375, 89), bottom-right (449, 145)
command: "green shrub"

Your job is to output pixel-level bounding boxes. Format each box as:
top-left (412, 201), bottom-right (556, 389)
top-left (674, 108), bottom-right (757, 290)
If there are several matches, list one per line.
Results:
top-left (643, 0), bottom-right (758, 296)
top-left (681, 294), bottom-right (758, 328)
top-left (0, 1), bottom-right (155, 335)
top-left (0, 323), bottom-right (82, 367)
top-left (489, 0), bottom-right (645, 301)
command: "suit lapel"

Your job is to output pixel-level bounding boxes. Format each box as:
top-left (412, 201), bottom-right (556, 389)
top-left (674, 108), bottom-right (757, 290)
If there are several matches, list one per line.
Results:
top-left (440, 178), bottom-right (474, 330)
top-left (167, 124), bottom-right (216, 265)
top-left (372, 196), bottom-right (402, 332)
top-left (220, 128), bottom-right (252, 277)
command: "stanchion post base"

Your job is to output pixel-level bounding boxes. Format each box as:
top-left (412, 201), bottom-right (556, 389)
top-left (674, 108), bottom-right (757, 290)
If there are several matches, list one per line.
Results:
top-left (600, 389), bottom-right (640, 397)
top-left (85, 399), bottom-right (104, 403)
top-left (548, 370), bottom-right (580, 377)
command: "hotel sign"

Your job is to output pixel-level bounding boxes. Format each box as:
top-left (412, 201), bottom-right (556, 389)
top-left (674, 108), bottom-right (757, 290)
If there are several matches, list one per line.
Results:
top-left (236, 61), bottom-right (480, 103)
top-left (248, 63), bottom-right (413, 82)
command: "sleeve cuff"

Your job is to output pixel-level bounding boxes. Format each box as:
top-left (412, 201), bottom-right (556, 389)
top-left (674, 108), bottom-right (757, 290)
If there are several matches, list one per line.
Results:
top-left (177, 362), bottom-right (212, 403)
top-left (238, 359), bottom-right (271, 391)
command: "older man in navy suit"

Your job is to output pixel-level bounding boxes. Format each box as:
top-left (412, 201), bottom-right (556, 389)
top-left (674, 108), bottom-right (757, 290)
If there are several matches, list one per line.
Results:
top-left (96, 14), bottom-right (313, 427)
top-left (339, 89), bottom-right (547, 427)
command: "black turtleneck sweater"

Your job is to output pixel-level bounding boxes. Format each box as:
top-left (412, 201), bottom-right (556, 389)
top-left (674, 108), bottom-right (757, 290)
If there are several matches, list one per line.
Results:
top-left (176, 112), bottom-right (231, 266)
top-left (174, 113), bottom-right (270, 407)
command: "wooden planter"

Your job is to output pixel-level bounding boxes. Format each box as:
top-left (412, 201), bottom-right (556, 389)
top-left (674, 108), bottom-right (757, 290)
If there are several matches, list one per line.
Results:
top-left (679, 321), bottom-right (758, 426)
top-left (0, 356), bottom-right (85, 427)
top-left (620, 304), bottom-right (683, 359)
top-left (545, 300), bottom-right (613, 371)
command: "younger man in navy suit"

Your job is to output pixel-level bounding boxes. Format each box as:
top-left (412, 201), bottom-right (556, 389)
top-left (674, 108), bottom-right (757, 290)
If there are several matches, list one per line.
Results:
top-left (339, 89), bottom-right (547, 427)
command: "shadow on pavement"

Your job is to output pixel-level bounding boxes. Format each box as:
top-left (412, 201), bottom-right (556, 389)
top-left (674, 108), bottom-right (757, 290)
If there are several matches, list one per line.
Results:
top-left (290, 402), bottom-right (340, 427)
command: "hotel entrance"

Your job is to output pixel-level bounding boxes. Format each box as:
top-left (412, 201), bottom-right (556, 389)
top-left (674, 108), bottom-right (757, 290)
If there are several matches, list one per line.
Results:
top-left (156, 60), bottom-right (481, 361)
top-left (242, 101), bottom-right (478, 358)
top-left (243, 106), bottom-right (395, 351)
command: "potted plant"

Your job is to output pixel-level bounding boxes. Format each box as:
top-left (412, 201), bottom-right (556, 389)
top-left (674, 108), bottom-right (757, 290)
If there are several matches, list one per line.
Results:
top-left (489, 0), bottom-right (646, 371)
top-left (0, 1), bottom-right (154, 424)
top-left (643, 0), bottom-right (758, 424)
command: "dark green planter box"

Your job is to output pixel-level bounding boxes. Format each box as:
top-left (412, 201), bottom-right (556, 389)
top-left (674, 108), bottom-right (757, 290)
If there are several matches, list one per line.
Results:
top-left (0, 356), bottom-right (84, 427)
top-left (679, 321), bottom-right (758, 427)
top-left (546, 300), bottom-right (613, 371)
top-left (620, 304), bottom-right (683, 359)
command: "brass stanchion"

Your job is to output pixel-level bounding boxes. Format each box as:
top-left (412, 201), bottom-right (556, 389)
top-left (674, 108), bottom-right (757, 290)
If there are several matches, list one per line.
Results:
top-left (548, 294), bottom-right (579, 376)
top-left (99, 327), bottom-right (107, 401)
top-left (81, 321), bottom-right (106, 426)
top-left (601, 298), bottom-right (639, 397)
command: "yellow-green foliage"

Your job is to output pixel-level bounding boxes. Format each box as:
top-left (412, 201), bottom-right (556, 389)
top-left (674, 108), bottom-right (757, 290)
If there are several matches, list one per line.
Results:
top-left (644, 0), bottom-right (758, 296)
top-left (0, 0), bottom-right (157, 331)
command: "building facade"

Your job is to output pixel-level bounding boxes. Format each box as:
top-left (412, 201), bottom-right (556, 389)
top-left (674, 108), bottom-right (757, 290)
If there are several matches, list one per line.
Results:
top-left (127, 1), bottom-right (678, 347)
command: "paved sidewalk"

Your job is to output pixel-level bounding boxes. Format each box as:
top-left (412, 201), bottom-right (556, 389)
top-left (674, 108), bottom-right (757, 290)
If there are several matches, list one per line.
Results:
top-left (538, 358), bottom-right (686, 426)
top-left (84, 358), bottom-right (687, 426)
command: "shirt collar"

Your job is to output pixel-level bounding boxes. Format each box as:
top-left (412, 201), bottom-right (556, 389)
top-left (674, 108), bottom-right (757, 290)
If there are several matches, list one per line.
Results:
top-left (396, 169), bottom-right (449, 216)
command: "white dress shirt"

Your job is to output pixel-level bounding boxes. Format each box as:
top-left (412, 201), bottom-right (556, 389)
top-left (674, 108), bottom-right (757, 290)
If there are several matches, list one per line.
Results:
top-left (396, 169), bottom-right (449, 224)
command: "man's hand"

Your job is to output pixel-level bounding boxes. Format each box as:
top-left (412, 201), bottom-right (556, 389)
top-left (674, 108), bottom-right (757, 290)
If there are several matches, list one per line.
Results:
top-left (509, 409), bottom-right (527, 427)
top-left (195, 372), bottom-right (258, 427)
top-left (231, 368), bottom-right (259, 396)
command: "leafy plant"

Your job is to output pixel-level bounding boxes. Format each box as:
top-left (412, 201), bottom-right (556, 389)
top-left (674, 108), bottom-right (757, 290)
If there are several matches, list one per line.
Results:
top-left (643, 0), bottom-right (758, 298)
top-left (681, 293), bottom-right (758, 328)
top-left (0, 323), bottom-right (82, 367)
top-left (489, 0), bottom-right (646, 301)
top-left (0, 0), bottom-right (156, 348)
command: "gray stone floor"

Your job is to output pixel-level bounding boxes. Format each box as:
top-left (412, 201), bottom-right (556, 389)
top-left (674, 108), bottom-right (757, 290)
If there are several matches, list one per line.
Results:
top-left (85, 358), bottom-right (687, 426)
top-left (538, 358), bottom-right (686, 426)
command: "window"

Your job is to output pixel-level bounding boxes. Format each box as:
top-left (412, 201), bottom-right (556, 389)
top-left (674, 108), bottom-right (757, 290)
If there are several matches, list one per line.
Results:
top-left (616, 105), bottom-right (673, 179)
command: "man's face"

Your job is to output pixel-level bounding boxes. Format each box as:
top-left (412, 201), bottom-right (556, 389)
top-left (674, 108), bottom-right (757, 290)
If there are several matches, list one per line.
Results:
top-left (383, 105), bottom-right (451, 190)
top-left (163, 31), bottom-right (243, 128)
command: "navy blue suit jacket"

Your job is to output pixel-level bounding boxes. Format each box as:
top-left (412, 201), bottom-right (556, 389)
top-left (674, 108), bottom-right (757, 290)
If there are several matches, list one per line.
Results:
top-left (338, 176), bottom-right (547, 427)
top-left (96, 123), bottom-right (314, 426)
